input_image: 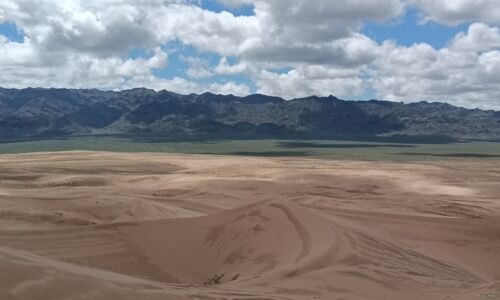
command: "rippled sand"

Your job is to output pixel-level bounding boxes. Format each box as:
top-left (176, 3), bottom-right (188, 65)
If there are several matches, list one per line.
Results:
top-left (1, 151), bottom-right (499, 300)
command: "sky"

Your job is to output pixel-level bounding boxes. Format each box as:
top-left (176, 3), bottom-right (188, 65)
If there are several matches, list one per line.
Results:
top-left (0, 1), bottom-right (500, 110)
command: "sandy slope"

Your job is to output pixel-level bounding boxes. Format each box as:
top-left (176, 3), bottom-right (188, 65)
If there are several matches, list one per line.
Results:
top-left (1, 151), bottom-right (500, 299)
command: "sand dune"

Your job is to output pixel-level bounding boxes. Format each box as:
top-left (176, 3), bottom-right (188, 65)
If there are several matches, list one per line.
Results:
top-left (120, 199), bottom-right (337, 285)
top-left (1, 152), bottom-right (500, 299)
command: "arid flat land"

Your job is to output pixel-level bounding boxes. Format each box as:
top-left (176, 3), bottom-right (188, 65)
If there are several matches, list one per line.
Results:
top-left (1, 151), bottom-right (499, 300)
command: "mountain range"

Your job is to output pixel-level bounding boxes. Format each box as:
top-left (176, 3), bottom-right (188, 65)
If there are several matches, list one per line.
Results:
top-left (1, 87), bottom-right (499, 140)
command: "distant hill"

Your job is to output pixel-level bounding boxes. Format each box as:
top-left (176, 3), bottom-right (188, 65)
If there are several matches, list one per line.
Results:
top-left (1, 87), bottom-right (499, 140)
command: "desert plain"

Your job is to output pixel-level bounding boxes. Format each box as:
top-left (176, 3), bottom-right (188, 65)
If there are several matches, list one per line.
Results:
top-left (0, 151), bottom-right (499, 300)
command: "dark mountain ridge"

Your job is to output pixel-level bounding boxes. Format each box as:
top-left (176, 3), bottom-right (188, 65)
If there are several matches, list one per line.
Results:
top-left (0, 87), bottom-right (499, 140)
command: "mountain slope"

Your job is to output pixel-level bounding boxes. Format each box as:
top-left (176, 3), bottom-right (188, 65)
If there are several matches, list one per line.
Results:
top-left (0, 87), bottom-right (499, 139)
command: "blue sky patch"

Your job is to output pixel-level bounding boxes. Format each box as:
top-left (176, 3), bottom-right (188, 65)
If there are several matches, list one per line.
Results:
top-left (363, 8), bottom-right (468, 49)
top-left (200, 0), bottom-right (254, 16)
top-left (0, 22), bottom-right (24, 43)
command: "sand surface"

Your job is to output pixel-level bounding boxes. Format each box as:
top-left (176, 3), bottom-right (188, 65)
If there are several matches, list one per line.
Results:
top-left (1, 151), bottom-right (500, 300)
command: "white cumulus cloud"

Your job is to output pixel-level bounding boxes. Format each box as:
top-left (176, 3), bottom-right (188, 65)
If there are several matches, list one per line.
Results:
top-left (0, 0), bottom-right (499, 108)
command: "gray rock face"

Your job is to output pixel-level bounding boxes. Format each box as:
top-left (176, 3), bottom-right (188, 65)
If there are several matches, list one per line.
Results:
top-left (0, 87), bottom-right (499, 139)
